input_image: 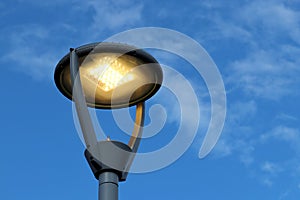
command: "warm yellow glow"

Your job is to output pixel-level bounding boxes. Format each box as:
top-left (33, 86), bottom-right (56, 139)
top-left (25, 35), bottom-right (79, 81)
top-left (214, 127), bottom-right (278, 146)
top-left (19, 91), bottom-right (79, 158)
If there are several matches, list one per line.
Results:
top-left (85, 56), bottom-right (134, 91)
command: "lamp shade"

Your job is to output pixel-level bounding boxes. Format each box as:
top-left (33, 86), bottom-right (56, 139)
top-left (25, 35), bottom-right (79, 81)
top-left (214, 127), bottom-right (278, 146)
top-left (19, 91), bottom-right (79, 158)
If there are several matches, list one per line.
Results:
top-left (54, 43), bottom-right (163, 109)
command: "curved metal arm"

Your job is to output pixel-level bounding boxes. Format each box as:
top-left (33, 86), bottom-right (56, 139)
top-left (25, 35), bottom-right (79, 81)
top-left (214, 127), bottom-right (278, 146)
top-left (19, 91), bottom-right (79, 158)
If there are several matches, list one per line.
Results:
top-left (70, 49), bottom-right (97, 149)
top-left (128, 102), bottom-right (145, 153)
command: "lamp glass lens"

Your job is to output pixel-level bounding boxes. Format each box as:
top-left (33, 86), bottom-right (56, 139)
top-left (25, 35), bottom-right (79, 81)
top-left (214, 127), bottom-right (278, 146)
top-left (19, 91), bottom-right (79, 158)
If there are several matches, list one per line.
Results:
top-left (60, 53), bottom-right (162, 108)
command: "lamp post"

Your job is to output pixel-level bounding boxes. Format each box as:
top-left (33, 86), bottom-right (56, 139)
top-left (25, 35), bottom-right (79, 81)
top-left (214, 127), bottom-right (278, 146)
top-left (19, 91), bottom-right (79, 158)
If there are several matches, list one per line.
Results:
top-left (54, 42), bottom-right (163, 200)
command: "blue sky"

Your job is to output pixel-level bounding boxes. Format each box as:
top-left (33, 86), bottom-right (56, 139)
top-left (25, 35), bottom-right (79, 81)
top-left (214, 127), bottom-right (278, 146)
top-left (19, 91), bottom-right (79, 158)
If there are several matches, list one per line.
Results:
top-left (1, 0), bottom-right (300, 199)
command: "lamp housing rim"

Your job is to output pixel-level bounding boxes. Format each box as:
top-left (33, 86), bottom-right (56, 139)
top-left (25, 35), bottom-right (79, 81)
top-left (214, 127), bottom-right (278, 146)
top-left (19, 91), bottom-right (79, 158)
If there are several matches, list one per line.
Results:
top-left (54, 42), bottom-right (163, 109)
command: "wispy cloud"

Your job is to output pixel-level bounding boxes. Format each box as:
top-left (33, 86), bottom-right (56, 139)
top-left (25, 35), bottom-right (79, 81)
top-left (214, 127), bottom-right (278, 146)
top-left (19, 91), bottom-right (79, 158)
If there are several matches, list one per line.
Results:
top-left (262, 178), bottom-right (273, 187)
top-left (195, 1), bottom-right (300, 189)
top-left (0, 24), bottom-right (59, 80)
top-left (84, 0), bottom-right (143, 38)
top-left (261, 161), bottom-right (282, 175)
top-left (212, 100), bottom-right (300, 187)
top-left (254, 125), bottom-right (300, 191)
top-left (258, 126), bottom-right (300, 186)
top-left (196, 0), bottom-right (300, 100)
top-left (211, 100), bottom-right (257, 161)
top-left (211, 139), bottom-right (232, 158)
top-left (238, 1), bottom-right (300, 45)
top-left (259, 161), bottom-right (282, 188)
top-left (1, 0), bottom-right (145, 81)
top-left (228, 47), bottom-right (300, 99)
top-left (275, 113), bottom-right (298, 122)
top-left (260, 125), bottom-right (300, 154)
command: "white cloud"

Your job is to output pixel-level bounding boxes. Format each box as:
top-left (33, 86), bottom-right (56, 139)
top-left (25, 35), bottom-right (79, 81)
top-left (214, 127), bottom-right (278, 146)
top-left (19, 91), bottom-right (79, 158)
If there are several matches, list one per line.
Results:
top-left (196, 0), bottom-right (300, 100)
top-left (228, 47), bottom-right (300, 99)
top-left (261, 161), bottom-right (282, 174)
top-left (211, 139), bottom-right (232, 158)
top-left (209, 101), bottom-right (256, 160)
top-left (85, 0), bottom-right (143, 36)
top-left (275, 113), bottom-right (298, 122)
top-left (198, 15), bottom-right (253, 44)
top-left (262, 178), bottom-right (273, 187)
top-left (238, 142), bottom-right (255, 166)
top-left (197, 0), bottom-right (300, 188)
top-left (272, 126), bottom-right (300, 143)
top-left (229, 100), bottom-right (257, 123)
top-left (261, 126), bottom-right (300, 142)
top-left (260, 126), bottom-right (300, 151)
top-left (200, 0), bottom-right (300, 45)
top-left (257, 126), bottom-right (300, 187)
top-left (238, 1), bottom-right (300, 44)
top-left (1, 24), bottom-right (59, 80)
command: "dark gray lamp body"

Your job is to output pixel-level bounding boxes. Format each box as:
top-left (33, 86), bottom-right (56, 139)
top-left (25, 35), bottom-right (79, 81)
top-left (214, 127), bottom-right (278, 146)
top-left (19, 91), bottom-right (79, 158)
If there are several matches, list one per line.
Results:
top-left (54, 42), bottom-right (162, 200)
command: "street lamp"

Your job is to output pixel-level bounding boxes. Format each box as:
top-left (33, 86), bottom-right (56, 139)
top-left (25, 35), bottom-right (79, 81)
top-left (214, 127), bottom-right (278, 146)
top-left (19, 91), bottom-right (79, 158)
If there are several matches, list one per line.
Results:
top-left (54, 42), bottom-right (163, 200)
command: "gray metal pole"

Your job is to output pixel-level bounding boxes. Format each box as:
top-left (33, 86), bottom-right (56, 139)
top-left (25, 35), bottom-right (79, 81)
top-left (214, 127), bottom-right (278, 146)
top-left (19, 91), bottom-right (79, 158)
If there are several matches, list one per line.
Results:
top-left (70, 49), bottom-right (98, 149)
top-left (99, 172), bottom-right (119, 200)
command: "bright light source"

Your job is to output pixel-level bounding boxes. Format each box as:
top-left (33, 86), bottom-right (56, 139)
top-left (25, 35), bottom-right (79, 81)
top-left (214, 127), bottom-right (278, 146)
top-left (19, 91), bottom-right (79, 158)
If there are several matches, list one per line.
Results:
top-left (84, 55), bottom-right (134, 92)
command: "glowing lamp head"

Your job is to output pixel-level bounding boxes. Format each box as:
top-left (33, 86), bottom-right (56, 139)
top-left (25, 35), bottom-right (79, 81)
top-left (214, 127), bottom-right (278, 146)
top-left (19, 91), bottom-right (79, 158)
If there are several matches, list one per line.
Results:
top-left (54, 43), bottom-right (163, 109)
